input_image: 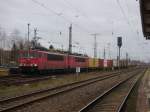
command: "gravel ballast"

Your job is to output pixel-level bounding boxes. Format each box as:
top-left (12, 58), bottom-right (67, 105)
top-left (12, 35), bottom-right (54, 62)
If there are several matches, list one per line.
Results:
top-left (11, 70), bottom-right (139, 112)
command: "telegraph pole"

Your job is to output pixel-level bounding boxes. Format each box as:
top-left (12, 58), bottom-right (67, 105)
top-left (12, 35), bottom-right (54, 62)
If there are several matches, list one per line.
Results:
top-left (103, 47), bottom-right (106, 59)
top-left (126, 52), bottom-right (128, 67)
top-left (107, 43), bottom-right (111, 59)
top-left (91, 33), bottom-right (100, 58)
top-left (27, 23), bottom-right (30, 57)
top-left (34, 28), bottom-right (37, 38)
top-left (69, 24), bottom-right (72, 54)
top-left (68, 24), bottom-right (72, 70)
top-left (33, 28), bottom-right (38, 48)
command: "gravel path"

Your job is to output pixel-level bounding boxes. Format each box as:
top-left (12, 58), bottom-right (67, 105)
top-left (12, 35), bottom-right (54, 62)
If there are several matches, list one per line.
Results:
top-left (136, 69), bottom-right (149, 112)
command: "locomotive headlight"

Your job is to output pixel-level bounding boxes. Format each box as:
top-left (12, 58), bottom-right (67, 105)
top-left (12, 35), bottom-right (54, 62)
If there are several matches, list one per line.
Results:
top-left (34, 64), bottom-right (37, 66)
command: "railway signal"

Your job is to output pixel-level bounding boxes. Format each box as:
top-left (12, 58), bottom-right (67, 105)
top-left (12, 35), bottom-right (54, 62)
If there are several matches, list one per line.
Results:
top-left (117, 37), bottom-right (122, 69)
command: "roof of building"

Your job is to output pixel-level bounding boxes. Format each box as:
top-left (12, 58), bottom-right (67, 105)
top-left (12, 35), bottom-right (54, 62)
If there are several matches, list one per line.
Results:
top-left (140, 0), bottom-right (150, 39)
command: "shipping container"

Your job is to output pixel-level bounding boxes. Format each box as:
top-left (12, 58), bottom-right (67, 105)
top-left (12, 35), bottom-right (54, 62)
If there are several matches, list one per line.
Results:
top-left (99, 59), bottom-right (104, 68)
top-left (107, 60), bottom-right (113, 68)
top-left (88, 58), bottom-right (99, 68)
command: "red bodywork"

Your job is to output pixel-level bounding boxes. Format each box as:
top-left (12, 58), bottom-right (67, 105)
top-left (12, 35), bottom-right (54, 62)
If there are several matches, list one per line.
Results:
top-left (43, 52), bottom-right (68, 70)
top-left (18, 50), bottom-right (114, 73)
top-left (99, 59), bottom-right (104, 68)
top-left (19, 50), bottom-right (39, 67)
top-left (68, 55), bottom-right (89, 69)
top-left (107, 60), bottom-right (113, 68)
top-left (98, 59), bottom-right (113, 68)
top-left (18, 50), bottom-right (88, 71)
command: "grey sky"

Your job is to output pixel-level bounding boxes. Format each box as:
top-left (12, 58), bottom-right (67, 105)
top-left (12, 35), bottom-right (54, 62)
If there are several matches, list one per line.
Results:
top-left (0, 0), bottom-right (150, 62)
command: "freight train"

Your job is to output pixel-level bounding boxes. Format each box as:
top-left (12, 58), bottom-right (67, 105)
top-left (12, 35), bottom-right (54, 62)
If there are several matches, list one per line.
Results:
top-left (18, 50), bottom-right (131, 74)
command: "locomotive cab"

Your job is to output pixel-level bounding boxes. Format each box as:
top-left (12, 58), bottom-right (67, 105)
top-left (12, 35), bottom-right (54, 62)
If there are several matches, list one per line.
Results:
top-left (19, 50), bottom-right (39, 72)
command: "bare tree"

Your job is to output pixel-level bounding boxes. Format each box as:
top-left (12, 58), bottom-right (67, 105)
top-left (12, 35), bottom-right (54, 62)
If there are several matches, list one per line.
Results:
top-left (0, 26), bottom-right (7, 66)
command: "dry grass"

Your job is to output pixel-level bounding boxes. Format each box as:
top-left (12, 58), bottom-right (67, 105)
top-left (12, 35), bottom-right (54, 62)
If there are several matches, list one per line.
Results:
top-left (0, 68), bottom-right (9, 76)
top-left (0, 71), bottom-right (110, 99)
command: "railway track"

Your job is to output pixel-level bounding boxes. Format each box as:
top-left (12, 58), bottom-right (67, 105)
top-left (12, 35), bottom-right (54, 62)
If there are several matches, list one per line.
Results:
top-left (0, 69), bottom-right (137, 112)
top-left (0, 74), bottom-right (56, 86)
top-left (78, 69), bottom-right (146, 112)
top-left (0, 70), bottom-right (123, 86)
top-left (0, 72), bottom-right (105, 86)
top-left (0, 68), bottom-right (137, 86)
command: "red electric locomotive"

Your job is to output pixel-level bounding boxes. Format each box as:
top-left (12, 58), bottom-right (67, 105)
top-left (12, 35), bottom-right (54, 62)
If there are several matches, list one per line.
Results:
top-left (18, 50), bottom-right (89, 74)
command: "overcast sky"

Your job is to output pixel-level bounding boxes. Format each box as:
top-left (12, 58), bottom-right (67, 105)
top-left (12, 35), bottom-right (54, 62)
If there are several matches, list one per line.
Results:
top-left (0, 0), bottom-right (150, 62)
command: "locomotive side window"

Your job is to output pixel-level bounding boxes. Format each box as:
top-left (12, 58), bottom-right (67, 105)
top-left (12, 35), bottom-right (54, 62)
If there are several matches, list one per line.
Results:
top-left (75, 57), bottom-right (86, 62)
top-left (47, 54), bottom-right (64, 61)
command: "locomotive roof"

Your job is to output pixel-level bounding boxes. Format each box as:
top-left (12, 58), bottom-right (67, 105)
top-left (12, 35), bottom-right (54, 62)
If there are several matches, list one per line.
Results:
top-left (19, 50), bottom-right (89, 58)
top-left (40, 50), bottom-right (89, 58)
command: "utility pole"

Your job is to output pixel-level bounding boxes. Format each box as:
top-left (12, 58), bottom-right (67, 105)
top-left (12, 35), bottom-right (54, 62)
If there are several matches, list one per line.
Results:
top-left (91, 33), bottom-right (100, 58)
top-left (69, 24), bottom-right (72, 54)
top-left (68, 24), bottom-right (72, 70)
top-left (33, 28), bottom-right (37, 48)
top-left (103, 47), bottom-right (106, 59)
top-left (61, 44), bottom-right (64, 51)
top-left (99, 49), bottom-right (101, 59)
top-left (107, 43), bottom-right (111, 59)
top-left (126, 52), bottom-right (128, 67)
top-left (34, 28), bottom-right (37, 39)
top-left (27, 23), bottom-right (30, 57)
top-left (59, 31), bottom-right (63, 51)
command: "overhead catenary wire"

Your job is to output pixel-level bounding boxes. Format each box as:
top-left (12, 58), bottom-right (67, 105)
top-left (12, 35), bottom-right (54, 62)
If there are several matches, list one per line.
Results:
top-left (123, 0), bottom-right (146, 58)
top-left (31, 0), bottom-right (95, 56)
top-left (116, 0), bottom-right (141, 39)
top-left (62, 0), bottom-right (90, 18)
top-left (31, 0), bottom-right (91, 34)
top-left (116, 0), bottom-right (131, 27)
top-left (62, 0), bottom-right (116, 37)
top-left (124, 0), bottom-right (141, 39)
top-left (116, 0), bottom-right (140, 41)
top-left (62, 0), bottom-right (84, 17)
top-left (32, 0), bottom-right (62, 16)
top-left (116, 0), bottom-right (144, 59)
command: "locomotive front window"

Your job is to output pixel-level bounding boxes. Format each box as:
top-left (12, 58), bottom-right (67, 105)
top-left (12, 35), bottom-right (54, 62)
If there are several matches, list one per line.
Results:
top-left (47, 54), bottom-right (64, 61)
